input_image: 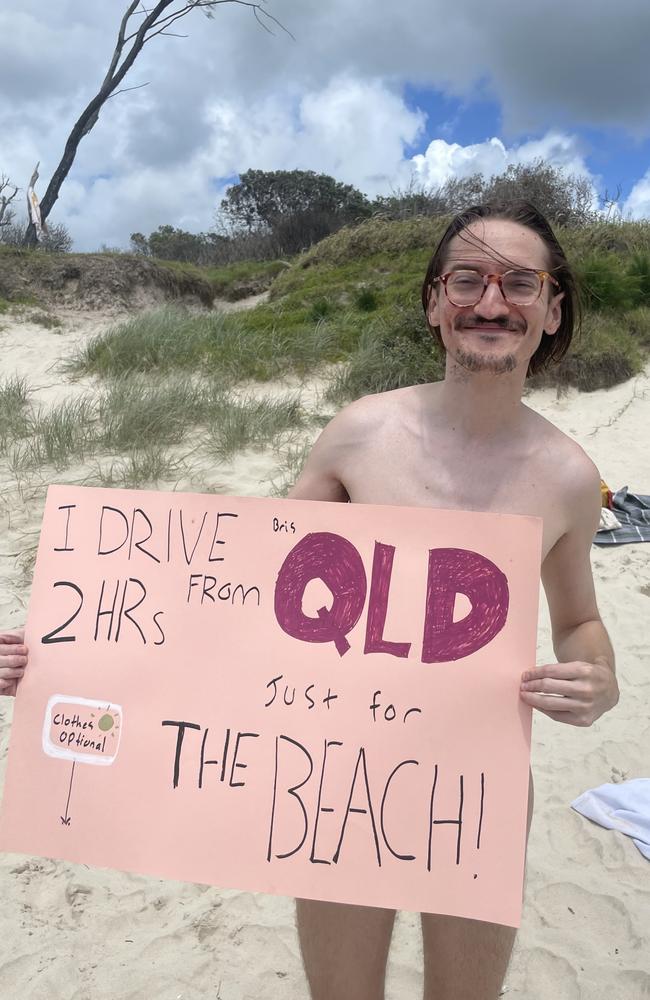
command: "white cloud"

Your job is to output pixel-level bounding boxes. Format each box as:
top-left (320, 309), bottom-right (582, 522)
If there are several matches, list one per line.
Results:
top-left (2, 1), bottom-right (649, 248)
top-left (624, 171), bottom-right (650, 220)
top-left (410, 131), bottom-right (598, 197)
top-left (51, 77), bottom-right (426, 249)
top-left (36, 86), bottom-right (608, 250)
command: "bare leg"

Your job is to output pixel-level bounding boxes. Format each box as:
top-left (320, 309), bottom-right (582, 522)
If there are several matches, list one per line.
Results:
top-left (296, 899), bottom-right (396, 1000)
top-left (421, 914), bottom-right (516, 1000)
top-left (420, 771), bottom-right (534, 1000)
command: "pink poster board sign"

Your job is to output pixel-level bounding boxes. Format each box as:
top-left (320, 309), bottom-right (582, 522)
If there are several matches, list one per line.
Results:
top-left (0, 485), bottom-right (541, 927)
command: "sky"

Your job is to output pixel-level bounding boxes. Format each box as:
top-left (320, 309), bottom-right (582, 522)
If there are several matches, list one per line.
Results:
top-left (2, 0), bottom-right (650, 251)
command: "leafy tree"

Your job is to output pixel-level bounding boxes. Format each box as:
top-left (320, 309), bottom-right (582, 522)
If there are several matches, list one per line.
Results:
top-left (371, 161), bottom-right (597, 228)
top-left (372, 176), bottom-right (485, 221)
top-left (129, 232), bottom-right (151, 256)
top-left (145, 225), bottom-right (210, 262)
top-left (220, 169), bottom-right (371, 253)
top-left (221, 169), bottom-right (370, 229)
top-left (483, 161), bottom-right (597, 228)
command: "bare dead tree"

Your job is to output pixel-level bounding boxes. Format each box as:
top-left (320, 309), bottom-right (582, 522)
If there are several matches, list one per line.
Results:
top-left (25, 0), bottom-right (291, 246)
top-left (0, 174), bottom-right (19, 228)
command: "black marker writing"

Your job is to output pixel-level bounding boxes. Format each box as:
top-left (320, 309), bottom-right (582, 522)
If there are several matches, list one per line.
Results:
top-left (54, 505), bottom-right (76, 552)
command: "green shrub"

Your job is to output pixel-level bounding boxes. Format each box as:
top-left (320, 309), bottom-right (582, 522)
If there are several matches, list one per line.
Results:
top-left (625, 307), bottom-right (650, 347)
top-left (308, 298), bottom-right (335, 322)
top-left (627, 253), bottom-right (650, 307)
top-left (543, 313), bottom-right (644, 391)
top-left (576, 253), bottom-right (640, 311)
top-left (355, 287), bottom-right (380, 311)
top-left (326, 306), bottom-right (444, 404)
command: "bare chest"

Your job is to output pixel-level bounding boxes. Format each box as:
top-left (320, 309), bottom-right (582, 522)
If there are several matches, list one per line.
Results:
top-left (340, 428), bottom-right (566, 561)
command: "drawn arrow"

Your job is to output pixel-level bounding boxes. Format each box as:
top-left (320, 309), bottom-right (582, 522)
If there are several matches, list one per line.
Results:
top-left (60, 760), bottom-right (76, 826)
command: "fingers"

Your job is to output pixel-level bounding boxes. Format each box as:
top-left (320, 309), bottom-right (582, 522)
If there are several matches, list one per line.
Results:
top-left (0, 651), bottom-right (28, 669)
top-left (0, 666), bottom-right (25, 680)
top-left (0, 630), bottom-right (28, 698)
top-left (519, 690), bottom-right (580, 713)
top-left (521, 662), bottom-right (588, 683)
top-left (0, 676), bottom-right (21, 695)
top-left (519, 687), bottom-right (598, 726)
top-left (528, 703), bottom-right (594, 727)
top-left (521, 676), bottom-right (588, 699)
top-left (0, 630), bottom-right (26, 646)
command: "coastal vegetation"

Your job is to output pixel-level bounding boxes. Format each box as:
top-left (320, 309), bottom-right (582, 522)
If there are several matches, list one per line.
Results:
top-left (2, 164), bottom-right (650, 500)
top-left (65, 214), bottom-right (650, 399)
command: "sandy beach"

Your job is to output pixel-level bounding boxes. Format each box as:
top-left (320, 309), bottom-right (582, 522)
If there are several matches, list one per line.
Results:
top-left (0, 303), bottom-right (649, 1000)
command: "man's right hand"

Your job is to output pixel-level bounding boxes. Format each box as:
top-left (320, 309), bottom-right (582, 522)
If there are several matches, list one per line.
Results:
top-left (0, 630), bottom-right (27, 697)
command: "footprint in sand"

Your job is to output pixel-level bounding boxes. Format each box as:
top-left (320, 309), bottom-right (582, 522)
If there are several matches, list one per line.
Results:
top-left (521, 948), bottom-right (579, 1000)
top-left (531, 881), bottom-right (644, 952)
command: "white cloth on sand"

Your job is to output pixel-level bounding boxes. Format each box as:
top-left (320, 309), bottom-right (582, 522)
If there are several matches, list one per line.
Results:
top-left (598, 507), bottom-right (622, 532)
top-left (571, 779), bottom-right (650, 860)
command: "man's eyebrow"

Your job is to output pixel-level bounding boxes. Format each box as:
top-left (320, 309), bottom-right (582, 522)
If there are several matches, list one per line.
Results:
top-left (444, 260), bottom-right (541, 273)
top-left (445, 261), bottom-right (486, 272)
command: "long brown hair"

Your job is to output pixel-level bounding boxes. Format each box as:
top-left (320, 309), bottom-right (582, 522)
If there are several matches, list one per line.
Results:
top-left (421, 201), bottom-right (579, 376)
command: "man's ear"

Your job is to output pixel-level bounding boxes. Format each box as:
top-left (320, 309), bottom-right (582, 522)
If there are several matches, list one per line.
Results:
top-left (426, 287), bottom-right (440, 328)
top-left (544, 290), bottom-right (564, 336)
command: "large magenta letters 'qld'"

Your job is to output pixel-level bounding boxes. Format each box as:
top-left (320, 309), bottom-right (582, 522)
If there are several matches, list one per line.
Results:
top-left (421, 548), bottom-right (509, 662)
top-left (274, 532), bottom-right (367, 656)
top-left (274, 534), bottom-right (509, 662)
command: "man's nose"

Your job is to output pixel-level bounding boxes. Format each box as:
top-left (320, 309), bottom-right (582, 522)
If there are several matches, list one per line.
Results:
top-left (474, 279), bottom-right (510, 319)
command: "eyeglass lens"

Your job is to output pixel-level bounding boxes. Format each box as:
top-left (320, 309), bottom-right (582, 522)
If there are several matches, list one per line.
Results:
top-left (446, 270), bottom-right (542, 305)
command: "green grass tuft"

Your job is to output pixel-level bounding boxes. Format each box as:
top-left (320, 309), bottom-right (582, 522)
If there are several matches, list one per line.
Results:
top-left (204, 393), bottom-right (305, 459)
top-left (0, 375), bottom-right (31, 450)
top-left (92, 448), bottom-right (180, 489)
top-left (11, 397), bottom-right (97, 470)
top-left (269, 440), bottom-right (314, 497)
top-left (98, 375), bottom-right (206, 449)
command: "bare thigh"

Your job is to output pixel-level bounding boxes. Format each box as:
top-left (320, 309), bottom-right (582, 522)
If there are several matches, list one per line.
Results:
top-left (297, 777), bottom-right (534, 1000)
top-left (296, 898), bottom-right (396, 1000)
top-left (420, 770), bottom-right (535, 1000)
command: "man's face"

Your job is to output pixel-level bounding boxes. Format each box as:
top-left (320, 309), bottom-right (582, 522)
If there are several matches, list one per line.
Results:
top-left (427, 219), bottom-right (564, 376)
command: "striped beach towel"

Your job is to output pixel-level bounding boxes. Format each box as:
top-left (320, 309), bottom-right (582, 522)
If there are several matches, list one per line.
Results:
top-left (593, 487), bottom-right (650, 545)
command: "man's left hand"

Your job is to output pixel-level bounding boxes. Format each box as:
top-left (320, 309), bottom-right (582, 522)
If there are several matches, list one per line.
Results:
top-left (520, 660), bottom-right (619, 726)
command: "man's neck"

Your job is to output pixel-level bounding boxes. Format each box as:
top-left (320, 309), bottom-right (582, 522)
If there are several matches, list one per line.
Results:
top-left (436, 359), bottom-right (527, 442)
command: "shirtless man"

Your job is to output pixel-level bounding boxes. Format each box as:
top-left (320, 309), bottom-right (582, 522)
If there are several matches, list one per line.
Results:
top-left (287, 201), bottom-right (618, 1000)
top-left (0, 201), bottom-right (618, 1000)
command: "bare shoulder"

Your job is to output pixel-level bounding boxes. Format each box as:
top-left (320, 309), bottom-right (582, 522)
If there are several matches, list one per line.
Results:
top-left (325, 385), bottom-right (420, 438)
top-left (288, 386), bottom-right (423, 501)
top-left (526, 406), bottom-right (601, 522)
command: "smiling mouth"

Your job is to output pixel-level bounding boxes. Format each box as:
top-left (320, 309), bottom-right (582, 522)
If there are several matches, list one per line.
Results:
top-left (459, 326), bottom-right (521, 334)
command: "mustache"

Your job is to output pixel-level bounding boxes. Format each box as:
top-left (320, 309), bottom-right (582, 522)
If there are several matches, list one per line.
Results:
top-left (455, 315), bottom-right (526, 333)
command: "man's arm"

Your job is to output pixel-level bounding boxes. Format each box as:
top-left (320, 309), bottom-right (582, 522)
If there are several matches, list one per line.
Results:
top-left (520, 460), bottom-right (618, 726)
top-left (288, 405), bottom-right (361, 503)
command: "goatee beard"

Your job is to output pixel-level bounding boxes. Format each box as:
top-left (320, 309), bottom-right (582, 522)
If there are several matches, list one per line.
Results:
top-left (453, 348), bottom-right (518, 375)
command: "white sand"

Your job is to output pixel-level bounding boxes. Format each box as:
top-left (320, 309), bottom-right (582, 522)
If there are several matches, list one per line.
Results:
top-left (0, 305), bottom-right (649, 999)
